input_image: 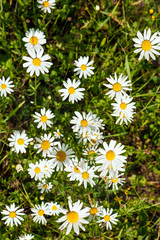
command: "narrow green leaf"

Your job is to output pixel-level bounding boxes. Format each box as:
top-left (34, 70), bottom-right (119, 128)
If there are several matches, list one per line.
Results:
top-left (3, 101), bottom-right (25, 122)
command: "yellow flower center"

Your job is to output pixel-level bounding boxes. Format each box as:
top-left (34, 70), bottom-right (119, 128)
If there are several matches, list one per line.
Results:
top-left (43, 1), bottom-right (49, 7)
top-left (9, 211), bottom-right (16, 218)
top-left (68, 87), bottom-right (75, 94)
top-left (90, 207), bottom-right (98, 215)
top-left (74, 166), bottom-right (80, 173)
top-left (17, 138), bottom-right (24, 145)
top-left (52, 205), bottom-right (57, 211)
top-left (113, 83), bottom-right (122, 92)
top-left (38, 209), bottom-right (44, 216)
top-left (141, 40), bottom-right (152, 51)
top-left (91, 139), bottom-right (96, 144)
top-left (1, 83), bottom-right (7, 89)
top-left (120, 102), bottom-right (127, 110)
top-left (56, 151), bottom-right (66, 162)
top-left (104, 215), bottom-right (110, 222)
top-left (43, 184), bottom-right (48, 188)
top-left (41, 115), bottom-right (48, 123)
top-left (106, 150), bottom-right (115, 161)
top-left (30, 36), bottom-right (38, 45)
top-left (57, 132), bottom-right (61, 135)
top-left (34, 167), bottom-right (41, 174)
top-left (41, 140), bottom-right (50, 150)
top-left (82, 171), bottom-right (89, 179)
top-left (149, 9), bottom-right (154, 14)
top-left (81, 119), bottom-right (88, 127)
top-left (111, 177), bottom-right (118, 183)
top-left (67, 211), bottom-right (79, 223)
top-left (81, 64), bottom-right (87, 71)
top-left (89, 150), bottom-right (95, 155)
top-left (32, 58), bottom-right (41, 66)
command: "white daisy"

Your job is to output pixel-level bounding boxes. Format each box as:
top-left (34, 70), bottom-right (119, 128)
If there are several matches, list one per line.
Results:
top-left (17, 234), bottom-right (34, 240)
top-left (83, 145), bottom-right (98, 160)
top-left (8, 130), bottom-right (33, 154)
top-left (15, 164), bottom-right (23, 172)
top-left (37, 0), bottom-right (56, 13)
top-left (74, 56), bottom-right (94, 79)
top-left (96, 140), bottom-right (127, 171)
top-left (33, 107), bottom-right (55, 130)
top-left (49, 142), bottom-right (75, 171)
top-left (31, 202), bottom-right (49, 225)
top-left (22, 28), bottom-right (46, 51)
top-left (1, 203), bottom-right (25, 227)
top-left (89, 130), bottom-right (104, 146)
top-left (88, 202), bottom-right (104, 221)
top-left (39, 159), bottom-right (54, 178)
top-left (34, 133), bottom-right (56, 158)
top-left (75, 131), bottom-right (91, 145)
top-left (97, 208), bottom-right (118, 230)
top-left (53, 129), bottom-right (63, 139)
top-left (0, 76), bottom-right (14, 97)
top-left (38, 179), bottom-right (53, 193)
top-left (77, 162), bottom-right (98, 189)
top-left (59, 78), bottom-right (85, 103)
top-left (64, 157), bottom-right (81, 181)
top-left (132, 28), bottom-right (160, 61)
top-left (47, 202), bottom-right (62, 216)
top-left (70, 111), bottom-right (96, 137)
top-left (98, 163), bottom-right (125, 178)
top-left (108, 170), bottom-right (125, 190)
top-left (112, 110), bottom-right (135, 125)
top-left (103, 72), bottom-right (132, 100)
top-left (57, 199), bottom-right (90, 235)
top-left (28, 161), bottom-right (45, 181)
top-left (91, 114), bottom-right (105, 131)
top-left (23, 48), bottom-right (53, 76)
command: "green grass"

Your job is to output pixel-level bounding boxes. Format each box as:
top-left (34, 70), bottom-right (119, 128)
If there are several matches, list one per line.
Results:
top-left (0, 0), bottom-right (160, 239)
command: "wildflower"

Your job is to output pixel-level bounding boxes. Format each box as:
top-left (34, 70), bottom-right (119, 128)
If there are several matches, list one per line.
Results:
top-left (23, 48), bottom-right (53, 76)
top-left (38, 179), bottom-right (53, 193)
top-left (31, 202), bottom-right (49, 224)
top-left (132, 28), bottom-right (160, 61)
top-left (149, 9), bottom-right (154, 14)
top-left (33, 107), bottom-right (55, 130)
top-left (28, 161), bottom-right (45, 181)
top-left (83, 145), bottom-right (98, 158)
top-left (64, 157), bottom-right (81, 181)
top-left (95, 5), bottom-right (100, 11)
top-left (37, 0), bottom-right (56, 13)
top-left (8, 130), bottom-right (33, 154)
top-left (96, 140), bottom-right (127, 171)
top-left (74, 56), bottom-right (94, 79)
top-left (97, 208), bottom-right (118, 230)
top-left (53, 129), bottom-right (63, 139)
top-left (59, 78), bottom-right (85, 103)
top-left (108, 170), bottom-right (125, 190)
top-left (22, 28), bottom-right (46, 51)
top-left (47, 202), bottom-right (62, 216)
top-left (103, 73), bottom-right (132, 100)
top-left (0, 76), bottom-right (14, 97)
top-left (89, 130), bottom-right (104, 146)
top-left (88, 202), bottom-right (103, 221)
top-left (1, 203), bottom-right (25, 227)
top-left (49, 142), bottom-right (75, 171)
top-left (34, 133), bottom-right (56, 158)
top-left (16, 164), bottom-right (23, 172)
top-left (57, 199), bottom-right (89, 235)
top-left (17, 234), bottom-right (34, 240)
top-left (40, 159), bottom-right (54, 178)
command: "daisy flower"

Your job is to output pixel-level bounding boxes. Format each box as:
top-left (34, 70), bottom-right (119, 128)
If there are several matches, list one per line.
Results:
top-left (40, 159), bottom-right (54, 178)
top-left (89, 130), bottom-right (104, 146)
top-left (64, 157), bottom-right (81, 181)
top-left (91, 114), bottom-right (105, 131)
top-left (53, 129), bottom-right (63, 139)
top-left (70, 111), bottom-right (96, 137)
top-left (107, 171), bottom-right (125, 190)
top-left (37, 0), bottom-right (56, 13)
top-left (34, 133), bottom-right (55, 158)
top-left (75, 131), bottom-right (91, 145)
top-left (103, 73), bottom-right (132, 100)
top-left (38, 179), bottom-right (53, 193)
top-left (74, 56), bottom-right (94, 79)
top-left (132, 28), bottom-right (160, 61)
top-left (57, 199), bottom-right (90, 235)
top-left (49, 142), bottom-right (75, 171)
top-left (0, 76), bottom-right (14, 97)
top-left (112, 111), bottom-right (135, 125)
top-left (8, 130), bottom-right (33, 154)
top-left (88, 202), bottom-right (103, 221)
top-left (31, 202), bottom-right (49, 225)
top-left (59, 78), bottom-right (85, 103)
top-left (77, 162), bottom-right (98, 189)
top-left (16, 164), bottom-right (23, 172)
top-left (47, 202), bottom-right (62, 216)
top-left (96, 140), bottom-right (127, 171)
top-left (23, 48), bottom-right (53, 77)
top-left (97, 208), bottom-right (118, 230)
top-left (1, 203), bottom-right (25, 227)
top-left (33, 107), bottom-right (55, 130)
top-left (22, 28), bottom-right (46, 51)
top-left (83, 145), bottom-right (98, 162)
top-left (28, 161), bottom-right (45, 181)
top-left (17, 234), bottom-right (34, 240)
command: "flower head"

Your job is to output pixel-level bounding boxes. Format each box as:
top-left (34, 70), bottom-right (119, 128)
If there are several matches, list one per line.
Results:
top-left (74, 56), bottom-right (94, 79)
top-left (31, 202), bottom-right (49, 224)
top-left (97, 208), bottom-right (118, 230)
top-left (34, 133), bottom-right (56, 157)
top-left (0, 76), bottom-right (14, 97)
top-left (33, 107), bottom-right (55, 130)
top-left (37, 0), bottom-right (56, 13)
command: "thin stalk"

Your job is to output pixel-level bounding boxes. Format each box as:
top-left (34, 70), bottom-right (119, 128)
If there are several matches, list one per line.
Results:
top-left (35, 74), bottom-right (37, 107)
